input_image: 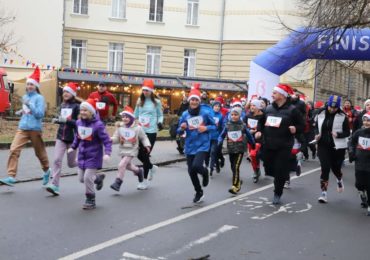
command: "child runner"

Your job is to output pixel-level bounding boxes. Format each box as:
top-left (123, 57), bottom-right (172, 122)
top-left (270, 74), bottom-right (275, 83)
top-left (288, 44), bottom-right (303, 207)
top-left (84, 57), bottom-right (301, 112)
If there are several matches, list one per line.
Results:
top-left (110, 106), bottom-right (151, 192)
top-left (349, 111), bottom-right (370, 216)
top-left (244, 99), bottom-right (264, 183)
top-left (209, 99), bottom-right (224, 176)
top-left (45, 82), bottom-right (80, 195)
top-left (0, 67), bottom-right (51, 187)
top-left (219, 106), bottom-right (255, 195)
top-left (69, 98), bottom-right (112, 210)
top-left (178, 84), bottom-right (216, 203)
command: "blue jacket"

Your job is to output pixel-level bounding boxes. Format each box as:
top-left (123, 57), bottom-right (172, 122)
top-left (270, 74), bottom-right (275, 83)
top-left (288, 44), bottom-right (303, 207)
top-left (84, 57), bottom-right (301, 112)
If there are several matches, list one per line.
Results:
top-left (177, 106), bottom-right (216, 155)
top-left (223, 110), bottom-right (246, 128)
top-left (210, 110), bottom-right (223, 140)
top-left (134, 98), bottom-right (164, 134)
top-left (18, 91), bottom-right (45, 131)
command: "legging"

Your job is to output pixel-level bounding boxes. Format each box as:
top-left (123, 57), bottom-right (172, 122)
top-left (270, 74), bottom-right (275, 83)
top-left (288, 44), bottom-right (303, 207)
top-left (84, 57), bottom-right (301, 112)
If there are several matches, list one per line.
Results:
top-left (138, 133), bottom-right (157, 179)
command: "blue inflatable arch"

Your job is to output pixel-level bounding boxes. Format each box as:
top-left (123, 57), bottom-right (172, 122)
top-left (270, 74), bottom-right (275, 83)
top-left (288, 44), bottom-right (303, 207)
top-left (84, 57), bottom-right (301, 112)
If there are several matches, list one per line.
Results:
top-left (248, 27), bottom-right (370, 100)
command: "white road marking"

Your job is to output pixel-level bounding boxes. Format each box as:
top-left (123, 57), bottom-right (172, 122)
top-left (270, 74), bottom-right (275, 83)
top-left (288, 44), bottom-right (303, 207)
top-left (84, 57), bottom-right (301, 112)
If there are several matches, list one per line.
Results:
top-left (121, 252), bottom-right (157, 260)
top-left (59, 166), bottom-right (321, 260)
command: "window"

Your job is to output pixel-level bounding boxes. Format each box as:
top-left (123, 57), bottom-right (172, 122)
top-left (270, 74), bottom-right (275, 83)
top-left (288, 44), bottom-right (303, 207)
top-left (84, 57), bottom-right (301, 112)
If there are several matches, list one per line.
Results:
top-left (184, 49), bottom-right (196, 77)
top-left (187, 0), bottom-right (199, 25)
top-left (71, 40), bottom-right (87, 69)
top-left (111, 0), bottom-right (126, 19)
top-left (108, 43), bottom-right (124, 72)
top-left (73, 0), bottom-right (88, 15)
top-left (149, 0), bottom-right (164, 22)
top-left (146, 46), bottom-right (161, 75)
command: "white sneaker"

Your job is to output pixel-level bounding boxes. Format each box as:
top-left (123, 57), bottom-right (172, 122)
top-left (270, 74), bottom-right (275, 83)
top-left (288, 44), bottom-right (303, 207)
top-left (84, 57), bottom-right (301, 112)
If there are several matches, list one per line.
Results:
top-left (148, 165), bottom-right (158, 181)
top-left (137, 179), bottom-right (149, 190)
top-left (337, 179), bottom-right (344, 193)
top-left (318, 192), bottom-right (328, 203)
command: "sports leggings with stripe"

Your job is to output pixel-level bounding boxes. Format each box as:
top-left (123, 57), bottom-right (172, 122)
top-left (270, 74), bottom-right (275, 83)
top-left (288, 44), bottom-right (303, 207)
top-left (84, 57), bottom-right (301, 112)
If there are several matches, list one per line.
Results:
top-left (229, 153), bottom-right (244, 187)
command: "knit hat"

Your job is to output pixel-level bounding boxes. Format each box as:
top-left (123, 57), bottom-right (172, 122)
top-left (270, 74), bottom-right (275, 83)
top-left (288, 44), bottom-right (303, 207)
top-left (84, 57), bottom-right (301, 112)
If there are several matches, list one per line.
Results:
top-left (327, 95), bottom-right (341, 108)
top-left (251, 99), bottom-right (263, 110)
top-left (364, 99), bottom-right (370, 107)
top-left (142, 79), bottom-right (155, 92)
top-left (63, 82), bottom-right (80, 97)
top-left (212, 100), bottom-right (221, 107)
top-left (231, 106), bottom-right (242, 115)
top-left (80, 98), bottom-right (97, 114)
top-left (363, 111), bottom-right (370, 121)
top-left (188, 83), bottom-right (201, 101)
top-left (274, 83), bottom-right (294, 97)
top-left (120, 105), bottom-right (135, 118)
top-left (26, 67), bottom-right (40, 88)
top-left (314, 100), bottom-right (324, 109)
top-left (98, 81), bottom-right (106, 86)
top-left (231, 97), bottom-right (242, 107)
top-left (354, 105), bottom-right (362, 112)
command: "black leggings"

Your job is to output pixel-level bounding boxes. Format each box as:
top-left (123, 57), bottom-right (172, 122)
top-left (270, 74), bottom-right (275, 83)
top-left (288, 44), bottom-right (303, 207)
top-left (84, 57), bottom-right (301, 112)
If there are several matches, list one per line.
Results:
top-left (229, 153), bottom-right (244, 187)
top-left (317, 146), bottom-right (345, 191)
top-left (355, 170), bottom-right (370, 205)
top-left (138, 133), bottom-right (157, 179)
top-left (186, 152), bottom-right (208, 193)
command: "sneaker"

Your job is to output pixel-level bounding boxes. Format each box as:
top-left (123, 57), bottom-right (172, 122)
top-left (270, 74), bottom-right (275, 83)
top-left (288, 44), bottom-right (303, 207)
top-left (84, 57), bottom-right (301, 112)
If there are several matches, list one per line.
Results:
top-left (216, 165), bottom-right (221, 174)
top-left (253, 169), bottom-right (261, 183)
top-left (272, 194), bottom-right (281, 205)
top-left (220, 158), bottom-right (225, 168)
top-left (82, 194), bottom-right (96, 210)
top-left (296, 164), bottom-right (301, 176)
top-left (42, 169), bottom-right (51, 186)
top-left (148, 165), bottom-right (158, 181)
top-left (337, 179), bottom-right (344, 193)
top-left (0, 176), bottom-right (16, 187)
top-left (94, 174), bottom-right (105, 191)
top-left (193, 191), bottom-right (204, 203)
top-left (284, 181), bottom-right (291, 189)
top-left (202, 168), bottom-right (209, 187)
top-left (46, 184), bottom-right (60, 196)
top-left (367, 207), bottom-right (370, 216)
top-left (318, 192), bottom-right (328, 203)
top-left (110, 178), bottom-right (123, 192)
top-left (359, 191), bottom-right (368, 208)
top-left (137, 179), bottom-right (149, 190)
top-left (210, 168), bottom-right (214, 177)
top-left (229, 180), bottom-right (243, 195)
top-left (312, 152), bottom-right (316, 160)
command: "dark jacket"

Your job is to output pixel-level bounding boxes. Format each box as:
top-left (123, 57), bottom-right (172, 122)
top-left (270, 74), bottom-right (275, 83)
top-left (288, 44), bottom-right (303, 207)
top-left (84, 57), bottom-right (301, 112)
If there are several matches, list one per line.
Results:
top-left (56, 100), bottom-right (80, 143)
top-left (353, 110), bottom-right (366, 133)
top-left (349, 127), bottom-right (370, 171)
top-left (177, 102), bottom-right (189, 116)
top-left (291, 98), bottom-right (307, 118)
top-left (261, 100), bottom-right (305, 150)
top-left (244, 112), bottom-right (264, 143)
top-left (218, 120), bottom-right (255, 154)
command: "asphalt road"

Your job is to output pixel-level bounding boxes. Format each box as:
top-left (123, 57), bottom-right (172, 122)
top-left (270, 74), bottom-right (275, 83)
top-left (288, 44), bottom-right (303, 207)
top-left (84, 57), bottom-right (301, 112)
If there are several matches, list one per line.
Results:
top-left (0, 158), bottom-right (368, 260)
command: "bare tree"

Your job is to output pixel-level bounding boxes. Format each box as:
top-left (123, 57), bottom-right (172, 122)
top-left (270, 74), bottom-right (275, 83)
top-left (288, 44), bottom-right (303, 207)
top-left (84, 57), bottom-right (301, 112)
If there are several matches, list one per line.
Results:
top-left (0, 7), bottom-right (16, 53)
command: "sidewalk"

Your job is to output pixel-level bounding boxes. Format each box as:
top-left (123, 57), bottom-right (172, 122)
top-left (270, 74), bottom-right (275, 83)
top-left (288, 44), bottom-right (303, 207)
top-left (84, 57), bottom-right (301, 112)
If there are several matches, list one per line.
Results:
top-left (0, 140), bottom-right (186, 182)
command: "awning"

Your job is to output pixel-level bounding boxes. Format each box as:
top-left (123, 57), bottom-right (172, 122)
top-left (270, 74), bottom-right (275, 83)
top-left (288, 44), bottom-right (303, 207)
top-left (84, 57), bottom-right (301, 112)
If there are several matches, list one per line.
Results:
top-left (122, 74), bottom-right (184, 88)
top-left (179, 79), bottom-right (247, 92)
top-left (57, 71), bottom-right (124, 84)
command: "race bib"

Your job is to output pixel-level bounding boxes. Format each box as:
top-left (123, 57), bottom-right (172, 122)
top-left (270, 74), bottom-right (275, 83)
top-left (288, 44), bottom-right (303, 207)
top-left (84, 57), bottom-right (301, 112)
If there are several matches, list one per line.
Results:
top-left (138, 116), bottom-right (151, 127)
top-left (293, 139), bottom-right (301, 150)
top-left (22, 104), bottom-right (31, 114)
top-left (358, 137), bottom-right (370, 150)
top-left (187, 116), bottom-right (204, 130)
top-left (227, 130), bottom-right (243, 142)
top-left (265, 116), bottom-right (282, 128)
top-left (247, 118), bottom-right (258, 129)
top-left (96, 102), bottom-right (106, 110)
top-left (213, 117), bottom-right (220, 126)
top-left (78, 126), bottom-right (93, 141)
top-left (61, 108), bottom-right (73, 120)
top-left (119, 128), bottom-right (136, 143)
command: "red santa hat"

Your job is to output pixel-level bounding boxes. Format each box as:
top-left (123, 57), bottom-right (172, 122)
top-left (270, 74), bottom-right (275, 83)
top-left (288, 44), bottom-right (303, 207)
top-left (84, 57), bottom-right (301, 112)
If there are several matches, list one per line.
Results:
top-left (215, 96), bottom-right (225, 105)
top-left (188, 83), bottom-right (201, 101)
top-left (142, 79), bottom-right (155, 92)
top-left (314, 100), bottom-right (324, 109)
top-left (120, 105), bottom-right (135, 118)
top-left (80, 98), bottom-right (97, 114)
top-left (274, 83), bottom-right (294, 97)
top-left (26, 66), bottom-right (41, 88)
top-left (363, 111), bottom-right (370, 121)
top-left (354, 105), bottom-right (362, 112)
top-left (299, 94), bottom-right (306, 101)
top-left (63, 82), bottom-right (80, 97)
top-left (231, 97), bottom-right (242, 107)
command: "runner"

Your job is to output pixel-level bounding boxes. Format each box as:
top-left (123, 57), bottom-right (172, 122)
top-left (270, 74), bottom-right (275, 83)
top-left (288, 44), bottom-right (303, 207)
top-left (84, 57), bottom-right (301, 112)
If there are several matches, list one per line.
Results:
top-left (314, 95), bottom-right (350, 203)
top-left (68, 98), bottom-right (112, 209)
top-left (0, 67), bottom-right (51, 187)
top-left (45, 82), bottom-right (80, 195)
top-left (244, 99), bottom-right (264, 183)
top-left (256, 83), bottom-right (305, 205)
top-left (88, 81), bottom-right (118, 124)
top-left (218, 106), bottom-right (255, 195)
top-left (110, 106), bottom-right (150, 192)
top-left (209, 99), bottom-right (224, 176)
top-left (134, 79), bottom-right (163, 190)
top-left (353, 99), bottom-right (370, 132)
top-left (177, 84), bottom-right (216, 203)
top-left (349, 111), bottom-right (370, 216)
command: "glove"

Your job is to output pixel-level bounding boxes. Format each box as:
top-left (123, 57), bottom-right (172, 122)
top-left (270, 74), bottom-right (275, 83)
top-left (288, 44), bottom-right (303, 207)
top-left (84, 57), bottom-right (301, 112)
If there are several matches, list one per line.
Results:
top-left (67, 148), bottom-right (75, 154)
top-left (15, 109), bottom-right (23, 116)
top-left (51, 118), bottom-right (59, 124)
top-left (103, 154), bottom-right (111, 162)
top-left (157, 123), bottom-right (164, 131)
top-left (58, 116), bottom-right (67, 123)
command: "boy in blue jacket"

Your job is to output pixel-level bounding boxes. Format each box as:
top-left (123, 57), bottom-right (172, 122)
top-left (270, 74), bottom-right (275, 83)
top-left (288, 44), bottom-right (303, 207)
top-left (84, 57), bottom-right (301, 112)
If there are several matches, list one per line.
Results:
top-left (178, 84), bottom-right (216, 203)
top-left (209, 100), bottom-right (224, 176)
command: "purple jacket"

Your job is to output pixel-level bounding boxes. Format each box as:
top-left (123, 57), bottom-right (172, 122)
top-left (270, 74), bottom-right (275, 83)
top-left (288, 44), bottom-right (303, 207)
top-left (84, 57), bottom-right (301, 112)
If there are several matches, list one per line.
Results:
top-left (71, 117), bottom-right (112, 170)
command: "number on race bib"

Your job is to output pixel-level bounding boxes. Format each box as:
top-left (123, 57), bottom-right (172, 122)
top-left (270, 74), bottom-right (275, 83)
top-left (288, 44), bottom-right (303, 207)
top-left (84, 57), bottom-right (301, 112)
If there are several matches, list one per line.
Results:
top-left (265, 116), bottom-right (282, 128)
top-left (227, 131), bottom-right (243, 142)
top-left (119, 128), bottom-right (136, 142)
top-left (358, 137), bottom-right (370, 150)
top-left (61, 108), bottom-right (73, 119)
top-left (247, 119), bottom-right (258, 129)
top-left (78, 126), bottom-right (93, 141)
top-left (187, 116), bottom-right (203, 130)
top-left (138, 116), bottom-right (151, 127)
top-left (96, 102), bottom-right (106, 110)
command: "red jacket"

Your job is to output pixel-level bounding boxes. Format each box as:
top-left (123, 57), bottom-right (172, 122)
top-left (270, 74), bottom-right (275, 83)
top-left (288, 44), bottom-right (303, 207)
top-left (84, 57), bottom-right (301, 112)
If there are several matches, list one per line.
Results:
top-left (88, 91), bottom-right (118, 120)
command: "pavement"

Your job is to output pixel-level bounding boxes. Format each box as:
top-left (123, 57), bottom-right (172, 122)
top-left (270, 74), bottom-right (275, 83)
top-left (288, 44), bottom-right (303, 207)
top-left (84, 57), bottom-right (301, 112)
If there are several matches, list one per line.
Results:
top-left (0, 156), bottom-right (369, 260)
top-left (0, 140), bottom-right (185, 182)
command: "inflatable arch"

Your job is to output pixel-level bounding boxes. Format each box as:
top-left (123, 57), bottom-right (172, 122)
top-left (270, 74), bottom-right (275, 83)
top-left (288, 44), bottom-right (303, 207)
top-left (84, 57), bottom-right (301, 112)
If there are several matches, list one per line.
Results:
top-left (248, 27), bottom-right (370, 101)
